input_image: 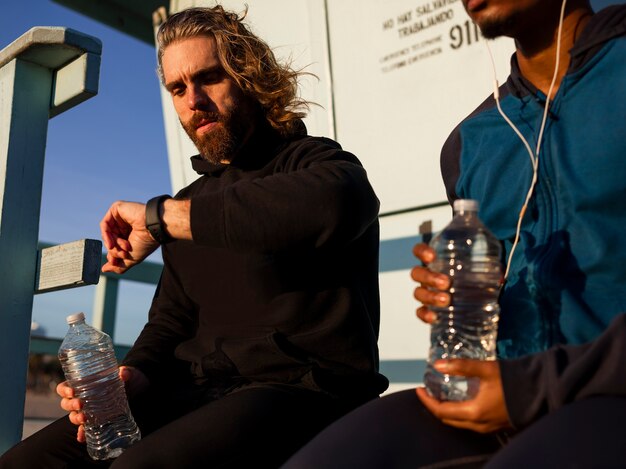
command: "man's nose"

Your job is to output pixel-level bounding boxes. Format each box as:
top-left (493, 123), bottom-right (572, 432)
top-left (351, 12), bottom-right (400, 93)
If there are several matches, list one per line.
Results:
top-left (187, 85), bottom-right (210, 110)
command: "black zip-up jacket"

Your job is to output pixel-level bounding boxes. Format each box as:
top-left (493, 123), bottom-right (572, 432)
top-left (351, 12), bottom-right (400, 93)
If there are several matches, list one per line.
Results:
top-left (123, 122), bottom-right (389, 401)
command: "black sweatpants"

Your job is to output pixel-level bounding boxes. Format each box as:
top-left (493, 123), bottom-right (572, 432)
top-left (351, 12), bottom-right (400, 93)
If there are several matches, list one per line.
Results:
top-left (0, 382), bottom-right (358, 469)
top-left (282, 389), bottom-right (626, 469)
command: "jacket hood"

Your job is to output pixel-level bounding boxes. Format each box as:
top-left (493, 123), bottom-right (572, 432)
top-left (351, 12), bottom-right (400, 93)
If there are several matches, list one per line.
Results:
top-left (507, 4), bottom-right (626, 98)
top-left (569, 4), bottom-right (626, 70)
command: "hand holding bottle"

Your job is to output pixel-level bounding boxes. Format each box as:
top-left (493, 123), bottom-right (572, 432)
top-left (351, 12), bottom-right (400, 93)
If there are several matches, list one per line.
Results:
top-left (57, 379), bottom-right (86, 442)
top-left (57, 366), bottom-right (148, 443)
top-left (411, 243), bottom-right (451, 324)
top-left (420, 199), bottom-right (503, 401)
top-left (416, 359), bottom-right (511, 433)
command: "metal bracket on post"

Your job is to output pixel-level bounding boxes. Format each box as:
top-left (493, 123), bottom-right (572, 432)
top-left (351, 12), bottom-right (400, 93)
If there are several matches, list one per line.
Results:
top-left (0, 27), bottom-right (101, 454)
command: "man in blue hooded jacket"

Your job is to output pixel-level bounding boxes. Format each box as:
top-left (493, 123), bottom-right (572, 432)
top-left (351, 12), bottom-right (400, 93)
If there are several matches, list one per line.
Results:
top-left (283, 0), bottom-right (626, 467)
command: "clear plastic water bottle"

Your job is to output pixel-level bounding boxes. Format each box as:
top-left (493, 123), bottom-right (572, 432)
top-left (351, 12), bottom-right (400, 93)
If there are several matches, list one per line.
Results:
top-left (58, 312), bottom-right (141, 460)
top-left (423, 199), bottom-right (502, 401)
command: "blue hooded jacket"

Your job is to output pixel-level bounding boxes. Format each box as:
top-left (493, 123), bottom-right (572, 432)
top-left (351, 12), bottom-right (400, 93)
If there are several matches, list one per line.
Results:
top-left (441, 5), bottom-right (626, 360)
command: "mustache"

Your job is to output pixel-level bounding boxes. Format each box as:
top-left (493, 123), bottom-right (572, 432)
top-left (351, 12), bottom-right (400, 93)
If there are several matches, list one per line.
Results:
top-left (187, 111), bottom-right (222, 129)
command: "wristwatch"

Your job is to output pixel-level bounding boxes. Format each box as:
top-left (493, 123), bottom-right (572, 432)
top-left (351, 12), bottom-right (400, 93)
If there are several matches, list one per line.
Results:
top-left (145, 195), bottom-right (173, 244)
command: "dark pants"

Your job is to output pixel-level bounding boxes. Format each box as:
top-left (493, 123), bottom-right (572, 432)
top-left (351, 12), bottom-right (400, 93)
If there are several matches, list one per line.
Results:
top-left (282, 389), bottom-right (626, 469)
top-left (0, 382), bottom-right (358, 469)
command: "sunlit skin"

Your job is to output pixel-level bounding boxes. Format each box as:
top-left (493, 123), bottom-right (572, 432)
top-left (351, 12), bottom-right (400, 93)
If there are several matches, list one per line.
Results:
top-left (162, 35), bottom-right (257, 164)
top-left (413, 0), bottom-right (593, 433)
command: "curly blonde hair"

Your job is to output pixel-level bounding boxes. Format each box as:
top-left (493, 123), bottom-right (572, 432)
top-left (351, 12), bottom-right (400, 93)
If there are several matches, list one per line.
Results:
top-left (157, 6), bottom-right (312, 137)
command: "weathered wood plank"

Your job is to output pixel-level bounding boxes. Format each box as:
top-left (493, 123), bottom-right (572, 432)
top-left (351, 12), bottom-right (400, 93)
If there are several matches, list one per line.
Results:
top-left (35, 239), bottom-right (102, 293)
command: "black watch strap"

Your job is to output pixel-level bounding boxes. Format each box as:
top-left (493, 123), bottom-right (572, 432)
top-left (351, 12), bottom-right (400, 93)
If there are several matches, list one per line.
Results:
top-left (145, 195), bottom-right (172, 244)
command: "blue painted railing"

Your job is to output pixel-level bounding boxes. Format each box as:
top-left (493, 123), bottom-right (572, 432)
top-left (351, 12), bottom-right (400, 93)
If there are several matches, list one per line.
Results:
top-left (31, 238), bottom-right (426, 383)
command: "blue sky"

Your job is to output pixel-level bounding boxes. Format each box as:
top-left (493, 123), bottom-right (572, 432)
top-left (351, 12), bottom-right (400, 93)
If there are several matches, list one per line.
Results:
top-left (1, 0), bottom-right (171, 343)
top-left (2, 0), bottom-right (623, 344)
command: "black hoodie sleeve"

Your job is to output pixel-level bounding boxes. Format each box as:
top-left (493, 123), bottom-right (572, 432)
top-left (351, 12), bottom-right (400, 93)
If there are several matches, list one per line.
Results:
top-left (189, 137), bottom-right (380, 253)
top-left (499, 313), bottom-right (626, 430)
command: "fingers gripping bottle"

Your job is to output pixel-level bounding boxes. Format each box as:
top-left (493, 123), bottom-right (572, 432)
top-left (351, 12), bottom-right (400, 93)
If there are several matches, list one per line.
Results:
top-left (58, 313), bottom-right (141, 460)
top-left (423, 199), bottom-right (502, 401)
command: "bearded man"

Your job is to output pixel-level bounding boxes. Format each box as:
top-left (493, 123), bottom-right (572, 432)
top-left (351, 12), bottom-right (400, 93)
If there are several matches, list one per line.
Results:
top-left (0, 6), bottom-right (387, 468)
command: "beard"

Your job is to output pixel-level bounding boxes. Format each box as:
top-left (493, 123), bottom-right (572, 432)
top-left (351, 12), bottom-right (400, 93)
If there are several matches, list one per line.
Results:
top-left (469, 0), bottom-right (548, 40)
top-left (477, 14), bottom-right (518, 39)
top-left (181, 107), bottom-right (242, 164)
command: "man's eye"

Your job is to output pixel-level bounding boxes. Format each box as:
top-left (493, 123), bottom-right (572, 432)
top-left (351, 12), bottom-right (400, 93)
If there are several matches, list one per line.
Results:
top-left (201, 72), bottom-right (220, 84)
top-left (171, 87), bottom-right (185, 96)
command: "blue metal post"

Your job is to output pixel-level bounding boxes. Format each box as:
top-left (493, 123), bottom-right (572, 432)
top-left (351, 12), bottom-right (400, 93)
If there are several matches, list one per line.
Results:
top-left (0, 27), bottom-right (101, 454)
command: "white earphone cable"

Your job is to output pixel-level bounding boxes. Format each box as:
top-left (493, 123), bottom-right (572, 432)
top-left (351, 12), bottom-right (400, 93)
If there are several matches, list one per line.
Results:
top-left (484, 0), bottom-right (568, 280)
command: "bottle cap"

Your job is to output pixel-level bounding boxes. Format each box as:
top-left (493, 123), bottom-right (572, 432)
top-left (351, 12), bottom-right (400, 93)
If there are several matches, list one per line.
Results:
top-left (66, 312), bottom-right (85, 325)
top-left (453, 199), bottom-right (479, 212)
